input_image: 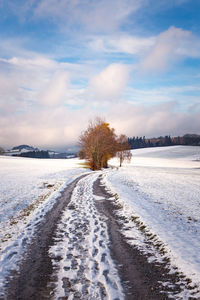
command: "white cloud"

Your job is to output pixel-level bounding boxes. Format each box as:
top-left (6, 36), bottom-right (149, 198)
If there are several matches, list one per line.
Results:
top-left (3, 0), bottom-right (191, 36)
top-left (0, 54), bottom-right (56, 116)
top-left (6, 56), bottom-right (57, 69)
top-left (1, 99), bottom-right (199, 150)
top-left (90, 63), bottom-right (130, 100)
top-left (0, 105), bottom-right (95, 149)
top-left (2, 0), bottom-right (143, 33)
top-left (124, 84), bottom-right (200, 106)
top-left (140, 26), bottom-right (200, 72)
top-left (88, 27), bottom-right (200, 74)
top-left (1, 39), bottom-right (199, 150)
top-left (0, 20), bottom-right (199, 150)
top-left (33, 0), bottom-right (144, 32)
top-left (0, 44), bottom-right (92, 113)
top-left (107, 102), bottom-right (200, 138)
top-left (39, 72), bottom-right (70, 106)
top-left (89, 34), bottom-right (155, 55)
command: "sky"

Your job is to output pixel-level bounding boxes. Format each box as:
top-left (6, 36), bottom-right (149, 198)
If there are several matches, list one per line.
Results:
top-left (0, 0), bottom-right (200, 150)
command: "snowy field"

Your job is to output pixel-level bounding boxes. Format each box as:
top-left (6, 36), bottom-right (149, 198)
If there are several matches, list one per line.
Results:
top-left (0, 146), bottom-right (200, 298)
top-left (0, 156), bottom-right (89, 292)
top-left (105, 145), bottom-right (200, 298)
top-left (0, 156), bottom-right (88, 228)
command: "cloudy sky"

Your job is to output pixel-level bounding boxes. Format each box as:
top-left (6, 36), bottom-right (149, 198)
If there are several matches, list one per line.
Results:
top-left (0, 0), bottom-right (200, 150)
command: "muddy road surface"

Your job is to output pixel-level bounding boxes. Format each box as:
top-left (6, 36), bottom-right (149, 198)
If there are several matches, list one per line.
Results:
top-left (3, 173), bottom-right (184, 300)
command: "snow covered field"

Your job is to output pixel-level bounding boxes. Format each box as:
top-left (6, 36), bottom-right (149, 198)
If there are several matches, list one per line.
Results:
top-left (105, 145), bottom-right (200, 298)
top-left (0, 145), bottom-right (200, 298)
top-left (0, 156), bottom-right (89, 292)
top-left (0, 156), bottom-right (88, 228)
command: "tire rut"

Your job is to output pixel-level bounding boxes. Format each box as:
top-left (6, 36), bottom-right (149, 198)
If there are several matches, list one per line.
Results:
top-left (93, 175), bottom-right (183, 300)
top-left (2, 174), bottom-right (88, 300)
top-left (48, 173), bottom-right (123, 299)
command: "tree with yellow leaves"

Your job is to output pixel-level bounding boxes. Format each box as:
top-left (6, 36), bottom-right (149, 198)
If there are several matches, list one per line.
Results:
top-left (78, 118), bottom-right (117, 170)
top-left (79, 118), bottom-right (132, 170)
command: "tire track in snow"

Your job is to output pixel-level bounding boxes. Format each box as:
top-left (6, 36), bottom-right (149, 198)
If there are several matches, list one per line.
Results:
top-left (2, 174), bottom-right (88, 300)
top-left (49, 173), bottom-right (124, 300)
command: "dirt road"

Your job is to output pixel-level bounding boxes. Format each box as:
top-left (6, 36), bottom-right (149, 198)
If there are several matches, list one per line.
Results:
top-left (3, 173), bottom-right (183, 299)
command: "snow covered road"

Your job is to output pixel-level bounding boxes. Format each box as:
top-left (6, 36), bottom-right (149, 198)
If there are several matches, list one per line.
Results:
top-left (2, 173), bottom-right (124, 300)
top-left (49, 173), bottom-right (124, 300)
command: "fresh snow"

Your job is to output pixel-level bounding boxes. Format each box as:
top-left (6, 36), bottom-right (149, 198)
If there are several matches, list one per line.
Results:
top-left (0, 156), bottom-right (87, 227)
top-left (104, 146), bottom-right (200, 298)
top-left (0, 156), bottom-right (89, 294)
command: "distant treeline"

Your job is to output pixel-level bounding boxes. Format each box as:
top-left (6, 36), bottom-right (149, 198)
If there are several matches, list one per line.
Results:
top-left (128, 134), bottom-right (200, 149)
top-left (0, 147), bottom-right (4, 154)
top-left (14, 150), bottom-right (50, 158)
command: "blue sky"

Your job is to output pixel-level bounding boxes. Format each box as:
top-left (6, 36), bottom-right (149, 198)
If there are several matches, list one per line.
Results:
top-left (0, 0), bottom-right (200, 150)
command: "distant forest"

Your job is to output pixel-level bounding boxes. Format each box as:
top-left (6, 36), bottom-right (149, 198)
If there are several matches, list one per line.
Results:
top-left (128, 134), bottom-right (200, 149)
top-left (13, 150), bottom-right (50, 159)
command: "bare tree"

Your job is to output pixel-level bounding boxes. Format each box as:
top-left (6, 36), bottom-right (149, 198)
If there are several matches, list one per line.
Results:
top-left (116, 134), bottom-right (132, 167)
